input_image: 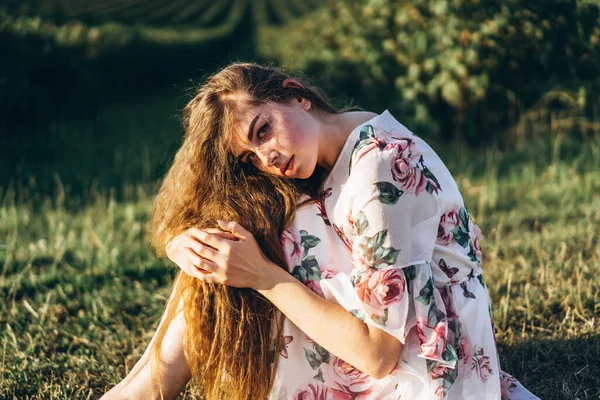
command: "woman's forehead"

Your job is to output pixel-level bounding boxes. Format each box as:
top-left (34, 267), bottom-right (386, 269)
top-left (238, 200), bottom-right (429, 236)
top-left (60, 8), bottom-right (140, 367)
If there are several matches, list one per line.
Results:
top-left (232, 102), bottom-right (274, 134)
top-left (228, 104), bottom-right (262, 155)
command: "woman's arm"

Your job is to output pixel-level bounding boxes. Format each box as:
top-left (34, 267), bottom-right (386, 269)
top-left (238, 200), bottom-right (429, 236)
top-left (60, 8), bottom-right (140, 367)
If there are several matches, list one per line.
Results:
top-left (257, 265), bottom-right (402, 379)
top-left (100, 296), bottom-right (191, 399)
top-left (181, 222), bottom-right (401, 379)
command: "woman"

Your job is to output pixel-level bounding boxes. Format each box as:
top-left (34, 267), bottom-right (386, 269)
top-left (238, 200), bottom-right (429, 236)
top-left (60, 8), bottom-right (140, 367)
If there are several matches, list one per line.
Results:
top-left (102, 63), bottom-right (538, 399)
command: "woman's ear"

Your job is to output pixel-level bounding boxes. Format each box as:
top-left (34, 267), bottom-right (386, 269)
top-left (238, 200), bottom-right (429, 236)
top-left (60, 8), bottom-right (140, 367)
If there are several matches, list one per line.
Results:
top-left (282, 78), bottom-right (310, 109)
top-left (282, 78), bottom-right (304, 90)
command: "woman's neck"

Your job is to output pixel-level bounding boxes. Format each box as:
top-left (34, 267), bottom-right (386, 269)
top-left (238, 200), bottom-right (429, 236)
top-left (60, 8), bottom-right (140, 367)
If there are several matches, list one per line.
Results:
top-left (317, 110), bottom-right (379, 171)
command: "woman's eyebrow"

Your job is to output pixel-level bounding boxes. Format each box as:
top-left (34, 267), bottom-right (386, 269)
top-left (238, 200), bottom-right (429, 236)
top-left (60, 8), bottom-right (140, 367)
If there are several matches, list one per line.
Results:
top-left (247, 114), bottom-right (260, 142)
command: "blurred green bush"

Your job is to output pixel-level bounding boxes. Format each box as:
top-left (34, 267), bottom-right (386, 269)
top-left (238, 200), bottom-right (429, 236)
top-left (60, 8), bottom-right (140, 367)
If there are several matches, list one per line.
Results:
top-left (258, 0), bottom-right (600, 143)
top-left (0, 11), bottom-right (137, 119)
top-left (0, 7), bottom-right (252, 125)
top-left (2, 0), bottom-right (600, 147)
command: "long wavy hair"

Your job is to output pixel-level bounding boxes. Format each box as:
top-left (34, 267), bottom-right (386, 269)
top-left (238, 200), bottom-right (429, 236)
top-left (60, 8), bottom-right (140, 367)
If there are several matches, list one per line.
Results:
top-left (149, 63), bottom-right (349, 399)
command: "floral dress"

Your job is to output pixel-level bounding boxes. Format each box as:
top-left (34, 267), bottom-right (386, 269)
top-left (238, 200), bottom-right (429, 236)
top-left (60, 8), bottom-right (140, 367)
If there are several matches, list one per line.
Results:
top-left (268, 111), bottom-right (539, 400)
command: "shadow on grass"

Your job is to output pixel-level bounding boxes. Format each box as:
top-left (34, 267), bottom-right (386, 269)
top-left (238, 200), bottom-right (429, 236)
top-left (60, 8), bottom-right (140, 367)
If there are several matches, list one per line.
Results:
top-left (499, 335), bottom-right (600, 399)
top-left (0, 254), bottom-right (173, 302)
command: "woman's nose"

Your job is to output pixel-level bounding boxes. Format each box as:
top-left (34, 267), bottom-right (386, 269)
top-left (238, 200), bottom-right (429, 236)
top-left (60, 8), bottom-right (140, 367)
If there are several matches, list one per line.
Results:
top-left (258, 149), bottom-right (278, 167)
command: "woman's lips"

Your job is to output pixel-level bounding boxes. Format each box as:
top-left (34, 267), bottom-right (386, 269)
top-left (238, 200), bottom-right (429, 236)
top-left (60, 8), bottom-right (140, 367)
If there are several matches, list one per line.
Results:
top-left (282, 156), bottom-right (294, 176)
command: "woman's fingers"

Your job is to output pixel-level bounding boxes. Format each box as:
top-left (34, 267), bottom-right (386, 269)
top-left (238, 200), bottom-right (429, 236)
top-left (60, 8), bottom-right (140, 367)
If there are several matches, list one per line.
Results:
top-left (185, 235), bottom-right (221, 261)
top-left (185, 231), bottom-right (209, 254)
top-left (185, 253), bottom-right (220, 284)
top-left (198, 227), bottom-right (237, 241)
top-left (216, 220), bottom-right (251, 240)
top-left (187, 228), bottom-right (233, 253)
top-left (185, 248), bottom-right (219, 273)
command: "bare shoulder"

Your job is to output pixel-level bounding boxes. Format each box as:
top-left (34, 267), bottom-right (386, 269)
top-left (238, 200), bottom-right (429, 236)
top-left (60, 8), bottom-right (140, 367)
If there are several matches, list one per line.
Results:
top-left (351, 110), bottom-right (379, 125)
top-left (343, 111), bottom-right (379, 133)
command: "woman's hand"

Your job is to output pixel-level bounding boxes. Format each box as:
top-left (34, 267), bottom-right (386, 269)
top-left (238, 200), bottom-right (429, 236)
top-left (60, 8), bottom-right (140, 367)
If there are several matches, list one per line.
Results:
top-left (165, 228), bottom-right (230, 279)
top-left (166, 221), bottom-right (279, 290)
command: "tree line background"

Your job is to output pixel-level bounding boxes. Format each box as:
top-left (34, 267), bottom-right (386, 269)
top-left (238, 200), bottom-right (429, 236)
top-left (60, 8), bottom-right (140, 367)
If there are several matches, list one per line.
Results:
top-left (2, 0), bottom-right (599, 196)
top-left (1, 1), bottom-right (599, 398)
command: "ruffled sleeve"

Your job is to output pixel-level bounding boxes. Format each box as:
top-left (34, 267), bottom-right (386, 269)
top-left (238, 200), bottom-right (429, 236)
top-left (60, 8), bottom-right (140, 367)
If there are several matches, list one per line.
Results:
top-left (320, 127), bottom-right (458, 368)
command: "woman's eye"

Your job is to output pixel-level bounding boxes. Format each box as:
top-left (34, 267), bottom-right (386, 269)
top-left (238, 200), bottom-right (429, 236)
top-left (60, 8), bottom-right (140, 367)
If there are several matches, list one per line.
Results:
top-left (257, 123), bottom-right (269, 139)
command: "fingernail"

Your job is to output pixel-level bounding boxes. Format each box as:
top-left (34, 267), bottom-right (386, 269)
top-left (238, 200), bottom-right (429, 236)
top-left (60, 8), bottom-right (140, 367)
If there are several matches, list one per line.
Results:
top-left (216, 219), bottom-right (226, 226)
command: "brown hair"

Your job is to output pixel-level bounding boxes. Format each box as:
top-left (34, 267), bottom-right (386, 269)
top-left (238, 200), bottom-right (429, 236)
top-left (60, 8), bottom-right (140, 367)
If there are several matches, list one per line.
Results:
top-left (150, 63), bottom-right (349, 399)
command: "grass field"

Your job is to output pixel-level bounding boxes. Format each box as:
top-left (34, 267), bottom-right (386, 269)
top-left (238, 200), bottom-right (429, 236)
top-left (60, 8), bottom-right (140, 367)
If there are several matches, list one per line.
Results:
top-left (1, 125), bottom-right (599, 399)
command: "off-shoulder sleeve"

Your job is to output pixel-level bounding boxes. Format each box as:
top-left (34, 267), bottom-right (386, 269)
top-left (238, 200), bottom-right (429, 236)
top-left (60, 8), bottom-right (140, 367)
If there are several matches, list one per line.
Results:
top-left (320, 130), bottom-right (458, 368)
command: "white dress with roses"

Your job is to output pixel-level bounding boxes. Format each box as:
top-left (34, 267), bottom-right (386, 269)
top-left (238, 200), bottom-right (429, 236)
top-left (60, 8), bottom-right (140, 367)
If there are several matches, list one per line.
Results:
top-left (268, 111), bottom-right (538, 400)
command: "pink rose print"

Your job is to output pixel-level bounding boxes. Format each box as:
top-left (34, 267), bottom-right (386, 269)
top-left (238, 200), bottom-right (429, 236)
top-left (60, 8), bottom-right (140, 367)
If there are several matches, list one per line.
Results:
top-left (305, 280), bottom-right (322, 296)
top-left (429, 364), bottom-right (448, 380)
top-left (387, 139), bottom-right (430, 196)
top-left (323, 356), bottom-right (378, 399)
top-left (390, 156), bottom-right (428, 195)
top-left (293, 381), bottom-right (331, 400)
top-left (320, 265), bottom-right (335, 280)
top-left (457, 331), bottom-right (474, 380)
top-left (437, 210), bottom-right (460, 245)
top-left (469, 220), bottom-right (484, 261)
top-left (306, 265), bottom-right (335, 297)
top-left (473, 238), bottom-right (482, 262)
top-left (459, 333), bottom-right (473, 366)
top-left (434, 385), bottom-right (445, 400)
top-left (472, 345), bottom-right (493, 383)
top-left (499, 370), bottom-right (518, 400)
top-left (281, 228), bottom-right (302, 271)
top-left (355, 269), bottom-right (406, 314)
top-left (417, 321), bottom-right (447, 360)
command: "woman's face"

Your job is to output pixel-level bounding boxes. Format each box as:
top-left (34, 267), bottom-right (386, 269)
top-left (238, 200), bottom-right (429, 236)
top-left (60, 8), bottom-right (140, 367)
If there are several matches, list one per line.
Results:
top-left (230, 98), bottom-right (321, 179)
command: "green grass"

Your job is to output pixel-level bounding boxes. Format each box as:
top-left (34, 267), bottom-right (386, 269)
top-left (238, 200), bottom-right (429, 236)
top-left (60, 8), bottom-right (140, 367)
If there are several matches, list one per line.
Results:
top-left (1, 131), bottom-right (599, 399)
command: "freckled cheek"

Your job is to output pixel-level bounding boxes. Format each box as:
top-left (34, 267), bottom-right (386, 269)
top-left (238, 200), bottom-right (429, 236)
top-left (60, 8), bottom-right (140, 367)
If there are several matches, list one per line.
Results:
top-left (279, 127), bottom-right (305, 152)
top-left (288, 133), bottom-right (306, 150)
